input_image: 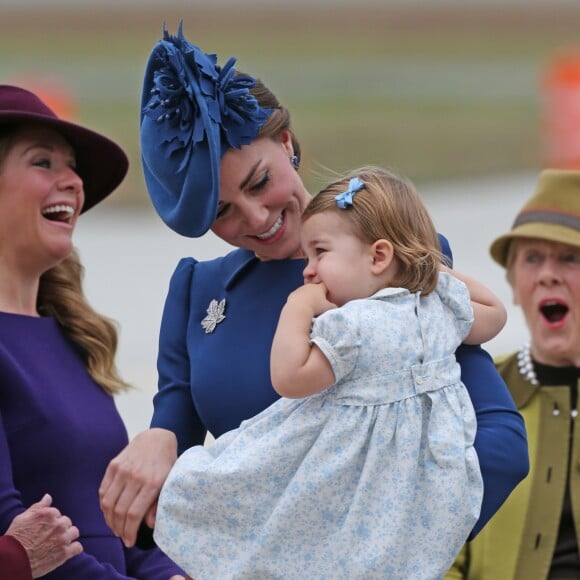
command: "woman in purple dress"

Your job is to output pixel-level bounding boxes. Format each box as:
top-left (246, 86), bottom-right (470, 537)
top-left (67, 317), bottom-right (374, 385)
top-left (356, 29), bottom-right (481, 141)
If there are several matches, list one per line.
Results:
top-left (0, 85), bottom-right (185, 579)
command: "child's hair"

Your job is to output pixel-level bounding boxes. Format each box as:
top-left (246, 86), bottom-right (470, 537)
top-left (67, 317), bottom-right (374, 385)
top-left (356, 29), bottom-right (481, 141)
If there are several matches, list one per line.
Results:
top-left (302, 166), bottom-right (442, 295)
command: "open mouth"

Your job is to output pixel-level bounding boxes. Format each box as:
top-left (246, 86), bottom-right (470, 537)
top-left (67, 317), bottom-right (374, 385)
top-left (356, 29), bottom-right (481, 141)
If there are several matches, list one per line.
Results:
top-left (42, 204), bottom-right (75, 224)
top-left (539, 299), bottom-right (569, 324)
top-left (256, 212), bottom-right (284, 241)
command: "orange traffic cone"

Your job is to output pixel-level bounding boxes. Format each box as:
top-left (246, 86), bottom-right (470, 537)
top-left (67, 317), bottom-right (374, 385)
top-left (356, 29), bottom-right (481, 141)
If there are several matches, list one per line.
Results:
top-left (541, 48), bottom-right (580, 169)
top-left (8, 75), bottom-right (77, 121)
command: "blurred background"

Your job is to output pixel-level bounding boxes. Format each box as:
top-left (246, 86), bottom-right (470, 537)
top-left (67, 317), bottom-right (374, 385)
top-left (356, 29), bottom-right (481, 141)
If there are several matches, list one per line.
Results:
top-left (2, 0), bottom-right (580, 436)
top-left (6, 0), bottom-right (580, 200)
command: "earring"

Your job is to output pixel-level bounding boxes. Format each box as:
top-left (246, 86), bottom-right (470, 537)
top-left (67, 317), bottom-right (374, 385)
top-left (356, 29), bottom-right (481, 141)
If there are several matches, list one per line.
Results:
top-left (290, 155), bottom-right (300, 170)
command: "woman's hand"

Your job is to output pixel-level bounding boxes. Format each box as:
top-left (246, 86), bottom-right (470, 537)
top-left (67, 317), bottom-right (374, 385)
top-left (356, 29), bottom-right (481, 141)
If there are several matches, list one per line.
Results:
top-left (6, 493), bottom-right (83, 578)
top-left (99, 428), bottom-right (178, 547)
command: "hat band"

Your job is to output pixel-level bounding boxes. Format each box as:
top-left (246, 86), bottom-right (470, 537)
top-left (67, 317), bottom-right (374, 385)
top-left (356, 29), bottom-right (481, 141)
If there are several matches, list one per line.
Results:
top-left (513, 209), bottom-right (580, 232)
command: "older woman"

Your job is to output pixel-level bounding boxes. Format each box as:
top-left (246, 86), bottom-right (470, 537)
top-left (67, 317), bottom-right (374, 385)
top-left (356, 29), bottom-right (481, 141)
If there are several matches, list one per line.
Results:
top-left (100, 24), bottom-right (529, 555)
top-left (447, 168), bottom-right (580, 579)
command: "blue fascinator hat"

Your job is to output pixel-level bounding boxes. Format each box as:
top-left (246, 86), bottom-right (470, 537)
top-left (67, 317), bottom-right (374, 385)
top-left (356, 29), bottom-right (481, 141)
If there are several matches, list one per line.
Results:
top-left (140, 22), bottom-right (273, 237)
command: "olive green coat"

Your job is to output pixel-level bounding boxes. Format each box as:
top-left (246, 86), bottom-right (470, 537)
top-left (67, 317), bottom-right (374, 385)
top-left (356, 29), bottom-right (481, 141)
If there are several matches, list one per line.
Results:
top-left (446, 352), bottom-right (580, 580)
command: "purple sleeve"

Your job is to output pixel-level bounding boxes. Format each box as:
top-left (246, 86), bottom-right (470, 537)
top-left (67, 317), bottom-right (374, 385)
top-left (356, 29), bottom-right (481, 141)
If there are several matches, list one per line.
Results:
top-left (0, 413), bottom-right (126, 579)
top-left (125, 544), bottom-right (184, 578)
top-left (0, 411), bottom-right (26, 533)
top-left (0, 414), bottom-right (183, 579)
top-left (41, 549), bottom-right (183, 579)
top-left (41, 555), bottom-right (135, 579)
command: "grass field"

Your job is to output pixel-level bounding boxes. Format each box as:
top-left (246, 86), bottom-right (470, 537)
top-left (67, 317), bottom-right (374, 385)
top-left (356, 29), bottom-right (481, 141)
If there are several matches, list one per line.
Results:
top-left (2, 4), bottom-right (580, 204)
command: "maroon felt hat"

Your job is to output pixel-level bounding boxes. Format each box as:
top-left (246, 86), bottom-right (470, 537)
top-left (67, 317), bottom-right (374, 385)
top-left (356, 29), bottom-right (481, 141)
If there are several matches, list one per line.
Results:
top-left (0, 85), bottom-right (129, 212)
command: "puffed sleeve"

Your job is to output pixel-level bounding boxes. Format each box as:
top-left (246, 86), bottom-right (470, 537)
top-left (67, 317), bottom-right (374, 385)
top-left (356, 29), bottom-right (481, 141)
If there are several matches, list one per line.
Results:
top-left (151, 258), bottom-right (207, 452)
top-left (310, 307), bottom-right (361, 384)
top-left (436, 271), bottom-right (474, 343)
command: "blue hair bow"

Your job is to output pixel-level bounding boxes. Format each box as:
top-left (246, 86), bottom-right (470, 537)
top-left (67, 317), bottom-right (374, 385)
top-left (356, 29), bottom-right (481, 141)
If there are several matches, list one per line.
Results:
top-left (335, 177), bottom-right (365, 209)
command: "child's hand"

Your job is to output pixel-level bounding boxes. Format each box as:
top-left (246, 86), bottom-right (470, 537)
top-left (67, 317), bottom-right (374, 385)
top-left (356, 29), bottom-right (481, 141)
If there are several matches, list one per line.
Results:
top-left (272, 282), bottom-right (338, 398)
top-left (288, 283), bottom-right (337, 317)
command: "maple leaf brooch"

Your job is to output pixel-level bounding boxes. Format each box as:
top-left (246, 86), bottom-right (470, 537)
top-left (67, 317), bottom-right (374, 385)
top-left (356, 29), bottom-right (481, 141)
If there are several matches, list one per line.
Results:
top-left (201, 298), bottom-right (226, 334)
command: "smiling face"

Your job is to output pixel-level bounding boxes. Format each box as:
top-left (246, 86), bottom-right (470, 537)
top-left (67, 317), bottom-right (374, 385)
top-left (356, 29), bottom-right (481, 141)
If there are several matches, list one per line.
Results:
top-left (0, 124), bottom-right (84, 276)
top-left (210, 132), bottom-right (311, 261)
top-left (509, 238), bottom-right (580, 366)
top-left (301, 211), bottom-right (393, 307)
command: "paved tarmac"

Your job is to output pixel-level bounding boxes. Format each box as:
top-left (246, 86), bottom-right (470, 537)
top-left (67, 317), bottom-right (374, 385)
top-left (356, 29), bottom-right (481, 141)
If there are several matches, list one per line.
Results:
top-left (75, 171), bottom-right (537, 438)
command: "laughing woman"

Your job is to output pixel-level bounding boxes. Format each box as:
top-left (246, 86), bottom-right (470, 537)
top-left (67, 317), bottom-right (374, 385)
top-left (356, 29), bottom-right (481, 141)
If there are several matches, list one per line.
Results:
top-left (0, 85), bottom-right (185, 579)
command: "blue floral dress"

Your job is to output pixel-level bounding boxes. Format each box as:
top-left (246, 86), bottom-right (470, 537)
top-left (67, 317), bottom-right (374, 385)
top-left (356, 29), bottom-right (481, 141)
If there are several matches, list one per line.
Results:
top-left (154, 272), bottom-right (483, 579)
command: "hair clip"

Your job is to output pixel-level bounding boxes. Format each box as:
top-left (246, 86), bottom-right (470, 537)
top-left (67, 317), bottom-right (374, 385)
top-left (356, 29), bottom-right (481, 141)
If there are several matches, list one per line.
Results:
top-left (335, 177), bottom-right (365, 209)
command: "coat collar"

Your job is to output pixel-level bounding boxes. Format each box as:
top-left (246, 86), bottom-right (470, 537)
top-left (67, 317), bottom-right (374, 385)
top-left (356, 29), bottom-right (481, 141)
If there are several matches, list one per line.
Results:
top-left (496, 351), bottom-right (580, 410)
top-left (496, 352), bottom-right (539, 409)
top-left (222, 249), bottom-right (258, 290)
top-left (221, 249), bottom-right (304, 291)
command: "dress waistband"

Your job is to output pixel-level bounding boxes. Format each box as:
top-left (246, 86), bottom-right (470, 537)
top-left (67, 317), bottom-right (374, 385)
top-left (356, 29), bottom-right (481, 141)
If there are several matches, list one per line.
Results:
top-left (335, 356), bottom-right (461, 406)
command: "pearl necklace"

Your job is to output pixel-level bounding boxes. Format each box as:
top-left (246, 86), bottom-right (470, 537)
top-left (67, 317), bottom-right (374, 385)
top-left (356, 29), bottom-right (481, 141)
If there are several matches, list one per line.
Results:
top-left (517, 341), bottom-right (580, 419)
top-left (517, 341), bottom-right (539, 386)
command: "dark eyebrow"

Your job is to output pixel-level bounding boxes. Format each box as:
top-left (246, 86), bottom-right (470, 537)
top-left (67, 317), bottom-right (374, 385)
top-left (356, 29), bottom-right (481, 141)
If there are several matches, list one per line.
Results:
top-left (22, 142), bottom-right (75, 164)
top-left (239, 159), bottom-right (261, 190)
top-left (22, 143), bottom-right (53, 156)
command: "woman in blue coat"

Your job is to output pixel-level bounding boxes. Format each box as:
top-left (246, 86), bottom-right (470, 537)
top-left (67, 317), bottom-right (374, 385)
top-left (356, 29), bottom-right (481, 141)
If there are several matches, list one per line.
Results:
top-left (100, 24), bottom-right (529, 553)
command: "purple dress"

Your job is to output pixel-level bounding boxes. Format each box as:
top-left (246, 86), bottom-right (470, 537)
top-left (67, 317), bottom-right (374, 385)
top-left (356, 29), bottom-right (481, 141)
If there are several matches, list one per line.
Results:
top-left (0, 312), bottom-right (183, 579)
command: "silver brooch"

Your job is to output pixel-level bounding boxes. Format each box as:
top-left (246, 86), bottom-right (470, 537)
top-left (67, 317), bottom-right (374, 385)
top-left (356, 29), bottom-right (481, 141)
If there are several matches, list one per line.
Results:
top-left (201, 298), bottom-right (226, 334)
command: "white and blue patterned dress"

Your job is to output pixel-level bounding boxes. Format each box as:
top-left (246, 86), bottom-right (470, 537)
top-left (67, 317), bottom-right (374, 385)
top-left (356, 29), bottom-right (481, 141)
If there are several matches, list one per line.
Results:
top-left (154, 272), bottom-right (483, 579)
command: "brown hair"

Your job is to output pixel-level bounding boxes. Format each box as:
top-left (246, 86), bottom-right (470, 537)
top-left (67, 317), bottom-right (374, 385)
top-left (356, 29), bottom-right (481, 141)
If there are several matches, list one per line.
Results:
top-left (248, 75), bottom-right (301, 161)
top-left (302, 166), bottom-right (442, 295)
top-left (0, 129), bottom-right (129, 396)
top-left (37, 251), bottom-right (130, 396)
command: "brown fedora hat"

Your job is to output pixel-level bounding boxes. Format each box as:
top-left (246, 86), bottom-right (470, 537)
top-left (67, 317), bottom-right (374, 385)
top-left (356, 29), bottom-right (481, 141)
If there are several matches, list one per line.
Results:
top-left (490, 168), bottom-right (580, 268)
top-left (0, 85), bottom-right (129, 212)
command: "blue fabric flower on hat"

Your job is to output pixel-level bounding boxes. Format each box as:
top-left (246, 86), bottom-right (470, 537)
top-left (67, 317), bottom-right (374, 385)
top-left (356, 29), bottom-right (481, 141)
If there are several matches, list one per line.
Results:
top-left (140, 22), bottom-right (273, 237)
